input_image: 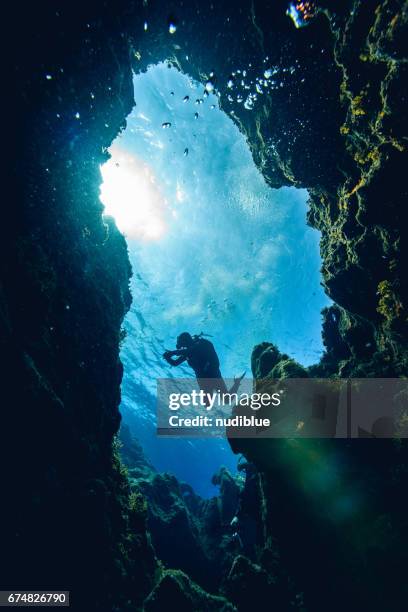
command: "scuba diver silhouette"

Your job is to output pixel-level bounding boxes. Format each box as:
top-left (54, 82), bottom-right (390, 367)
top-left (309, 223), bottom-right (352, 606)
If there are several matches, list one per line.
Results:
top-left (163, 332), bottom-right (245, 398)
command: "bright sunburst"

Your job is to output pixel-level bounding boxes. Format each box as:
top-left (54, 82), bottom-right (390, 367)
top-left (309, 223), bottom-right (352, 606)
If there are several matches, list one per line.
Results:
top-left (100, 145), bottom-right (167, 240)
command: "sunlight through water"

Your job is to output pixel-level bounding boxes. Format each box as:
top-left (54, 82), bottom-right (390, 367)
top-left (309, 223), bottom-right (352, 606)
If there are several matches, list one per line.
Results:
top-left (100, 147), bottom-right (167, 240)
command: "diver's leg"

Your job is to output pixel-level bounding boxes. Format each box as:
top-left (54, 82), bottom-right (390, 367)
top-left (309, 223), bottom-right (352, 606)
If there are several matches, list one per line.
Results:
top-left (197, 377), bottom-right (212, 407)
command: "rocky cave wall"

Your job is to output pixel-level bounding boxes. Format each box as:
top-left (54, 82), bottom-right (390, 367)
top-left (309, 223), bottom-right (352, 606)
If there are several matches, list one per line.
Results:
top-left (4, 0), bottom-right (407, 610)
top-left (129, 0), bottom-right (407, 377)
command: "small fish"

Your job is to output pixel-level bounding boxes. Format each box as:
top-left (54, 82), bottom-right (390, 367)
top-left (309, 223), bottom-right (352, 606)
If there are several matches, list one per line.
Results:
top-left (183, 95), bottom-right (190, 102)
top-left (184, 148), bottom-right (189, 156)
top-left (194, 112), bottom-right (199, 119)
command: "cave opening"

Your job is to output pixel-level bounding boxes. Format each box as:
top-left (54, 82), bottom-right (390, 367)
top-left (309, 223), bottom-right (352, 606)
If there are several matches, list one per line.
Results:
top-left (8, 2), bottom-right (408, 608)
top-left (100, 62), bottom-right (330, 497)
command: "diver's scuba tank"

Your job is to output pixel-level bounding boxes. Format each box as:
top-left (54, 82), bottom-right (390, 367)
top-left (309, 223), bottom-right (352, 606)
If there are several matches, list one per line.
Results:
top-left (192, 331), bottom-right (213, 341)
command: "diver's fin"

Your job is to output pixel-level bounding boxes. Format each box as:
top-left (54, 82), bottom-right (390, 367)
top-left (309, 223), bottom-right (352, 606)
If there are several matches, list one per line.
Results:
top-left (229, 371), bottom-right (246, 394)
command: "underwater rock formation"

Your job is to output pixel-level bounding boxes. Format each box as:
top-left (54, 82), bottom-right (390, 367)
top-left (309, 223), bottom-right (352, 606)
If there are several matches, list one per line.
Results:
top-left (228, 343), bottom-right (408, 611)
top-left (5, 0), bottom-right (407, 610)
top-left (307, 0), bottom-right (408, 377)
top-left (222, 555), bottom-right (293, 612)
top-left (144, 569), bottom-right (235, 612)
top-left (5, 4), bottom-right (143, 609)
top-left (120, 426), bottom-right (242, 594)
top-left (251, 342), bottom-right (309, 379)
top-left (127, 0), bottom-right (407, 377)
top-left (120, 427), bottom-right (301, 610)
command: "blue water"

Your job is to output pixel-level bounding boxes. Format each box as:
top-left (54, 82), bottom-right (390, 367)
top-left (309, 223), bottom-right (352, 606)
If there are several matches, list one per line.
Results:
top-left (100, 64), bottom-right (330, 497)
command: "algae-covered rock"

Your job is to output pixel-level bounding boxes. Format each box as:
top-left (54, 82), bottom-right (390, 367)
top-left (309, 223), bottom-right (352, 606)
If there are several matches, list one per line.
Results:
top-left (211, 467), bottom-right (241, 527)
top-left (120, 423), bottom-right (156, 480)
top-left (308, 0), bottom-right (408, 376)
top-left (251, 342), bottom-right (308, 380)
top-left (223, 555), bottom-right (285, 612)
top-left (121, 425), bottom-right (242, 593)
top-left (144, 570), bottom-right (236, 612)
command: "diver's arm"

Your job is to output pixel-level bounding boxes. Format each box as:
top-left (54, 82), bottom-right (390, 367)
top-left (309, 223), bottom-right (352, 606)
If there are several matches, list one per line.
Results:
top-left (163, 350), bottom-right (187, 367)
top-left (166, 355), bottom-right (187, 366)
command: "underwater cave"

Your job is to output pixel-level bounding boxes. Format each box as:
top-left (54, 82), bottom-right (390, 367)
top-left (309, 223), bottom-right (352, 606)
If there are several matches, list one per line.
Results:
top-left (100, 62), bottom-right (329, 496)
top-left (5, 1), bottom-right (408, 611)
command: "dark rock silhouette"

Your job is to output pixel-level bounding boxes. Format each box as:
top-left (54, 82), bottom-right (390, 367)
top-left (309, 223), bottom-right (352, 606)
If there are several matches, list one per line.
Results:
top-left (228, 341), bottom-right (408, 612)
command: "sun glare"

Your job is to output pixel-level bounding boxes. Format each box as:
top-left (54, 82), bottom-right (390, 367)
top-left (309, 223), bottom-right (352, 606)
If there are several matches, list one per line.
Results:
top-left (100, 146), bottom-right (167, 240)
